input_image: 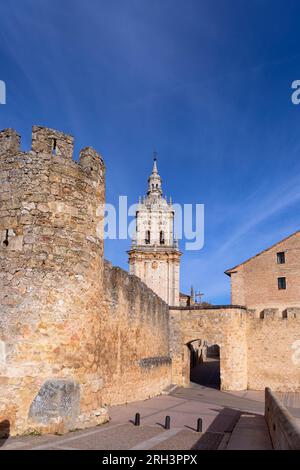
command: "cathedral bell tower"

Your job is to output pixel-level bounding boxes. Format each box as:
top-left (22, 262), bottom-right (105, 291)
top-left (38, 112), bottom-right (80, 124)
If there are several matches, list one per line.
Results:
top-left (128, 156), bottom-right (181, 306)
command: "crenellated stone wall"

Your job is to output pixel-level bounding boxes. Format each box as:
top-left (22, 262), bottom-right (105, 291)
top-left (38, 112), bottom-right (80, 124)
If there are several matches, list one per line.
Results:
top-left (101, 261), bottom-right (171, 406)
top-left (1, 124), bottom-right (299, 438)
top-left (246, 309), bottom-right (300, 391)
top-left (169, 305), bottom-right (300, 393)
top-left (0, 126), bottom-right (172, 436)
top-left (0, 126), bottom-right (107, 435)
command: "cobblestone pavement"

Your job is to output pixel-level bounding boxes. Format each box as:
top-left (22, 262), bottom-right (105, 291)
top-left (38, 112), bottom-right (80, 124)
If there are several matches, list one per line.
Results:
top-left (1, 361), bottom-right (299, 450)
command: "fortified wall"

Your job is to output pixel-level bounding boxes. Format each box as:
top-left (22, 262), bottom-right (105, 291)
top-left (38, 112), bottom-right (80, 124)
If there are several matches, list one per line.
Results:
top-left (101, 261), bottom-right (171, 405)
top-left (0, 125), bottom-right (299, 437)
top-left (169, 306), bottom-right (248, 390)
top-left (0, 126), bottom-right (171, 436)
top-left (170, 306), bottom-right (300, 392)
top-left (246, 308), bottom-right (300, 391)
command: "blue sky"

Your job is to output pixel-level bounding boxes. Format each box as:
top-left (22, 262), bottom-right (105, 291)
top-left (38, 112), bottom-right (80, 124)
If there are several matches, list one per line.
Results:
top-left (1, 0), bottom-right (300, 303)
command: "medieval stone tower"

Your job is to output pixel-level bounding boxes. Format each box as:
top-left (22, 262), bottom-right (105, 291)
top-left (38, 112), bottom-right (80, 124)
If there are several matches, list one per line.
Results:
top-left (0, 126), bottom-right (107, 433)
top-left (128, 157), bottom-right (181, 306)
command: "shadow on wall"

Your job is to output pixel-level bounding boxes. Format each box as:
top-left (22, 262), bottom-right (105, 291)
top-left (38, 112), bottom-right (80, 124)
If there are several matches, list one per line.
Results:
top-left (0, 420), bottom-right (10, 447)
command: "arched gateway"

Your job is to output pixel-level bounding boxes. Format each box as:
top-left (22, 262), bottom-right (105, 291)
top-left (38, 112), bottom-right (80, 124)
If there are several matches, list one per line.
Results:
top-left (188, 339), bottom-right (221, 388)
top-left (169, 305), bottom-right (248, 391)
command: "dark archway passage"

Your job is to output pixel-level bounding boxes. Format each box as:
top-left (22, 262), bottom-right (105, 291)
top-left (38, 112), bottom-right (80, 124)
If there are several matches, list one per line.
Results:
top-left (188, 340), bottom-right (220, 389)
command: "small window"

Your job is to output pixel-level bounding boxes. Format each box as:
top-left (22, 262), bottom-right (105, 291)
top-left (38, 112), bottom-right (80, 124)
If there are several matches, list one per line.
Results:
top-left (3, 229), bottom-right (9, 247)
top-left (52, 138), bottom-right (57, 155)
top-left (277, 252), bottom-right (285, 264)
top-left (160, 231), bottom-right (165, 245)
top-left (278, 277), bottom-right (286, 290)
top-left (145, 230), bottom-right (150, 244)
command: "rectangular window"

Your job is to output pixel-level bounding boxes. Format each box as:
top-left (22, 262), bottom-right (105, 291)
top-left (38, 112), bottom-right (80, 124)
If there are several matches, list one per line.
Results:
top-left (278, 277), bottom-right (286, 290)
top-left (277, 252), bottom-right (285, 264)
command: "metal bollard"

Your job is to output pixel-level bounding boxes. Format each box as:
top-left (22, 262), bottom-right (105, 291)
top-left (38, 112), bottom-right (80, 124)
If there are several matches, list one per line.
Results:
top-left (165, 415), bottom-right (171, 430)
top-left (134, 413), bottom-right (140, 426)
top-left (197, 418), bottom-right (202, 433)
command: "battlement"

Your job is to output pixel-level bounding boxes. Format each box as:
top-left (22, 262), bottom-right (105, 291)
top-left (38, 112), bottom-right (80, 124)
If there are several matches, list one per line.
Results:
top-left (79, 146), bottom-right (105, 177)
top-left (0, 128), bottom-right (20, 154)
top-left (31, 125), bottom-right (74, 159)
top-left (248, 307), bottom-right (300, 319)
top-left (0, 124), bottom-right (105, 259)
top-left (0, 125), bottom-right (105, 178)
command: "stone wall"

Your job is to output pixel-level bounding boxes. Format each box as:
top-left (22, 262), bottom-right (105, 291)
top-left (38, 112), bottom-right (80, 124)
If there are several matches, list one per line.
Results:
top-left (265, 387), bottom-right (300, 449)
top-left (0, 126), bottom-right (107, 435)
top-left (1, 124), bottom-right (300, 437)
top-left (0, 126), bottom-right (172, 436)
top-left (247, 310), bottom-right (300, 391)
top-left (169, 305), bottom-right (300, 393)
top-left (169, 306), bottom-right (248, 391)
top-left (101, 261), bottom-right (171, 405)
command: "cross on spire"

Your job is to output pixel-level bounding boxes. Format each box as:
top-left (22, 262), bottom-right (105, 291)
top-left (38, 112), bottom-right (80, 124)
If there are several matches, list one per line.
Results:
top-left (148, 150), bottom-right (162, 196)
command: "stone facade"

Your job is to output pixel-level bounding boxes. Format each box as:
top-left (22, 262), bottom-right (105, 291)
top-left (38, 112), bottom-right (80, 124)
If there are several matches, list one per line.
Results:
top-left (225, 230), bottom-right (300, 312)
top-left (128, 158), bottom-right (181, 306)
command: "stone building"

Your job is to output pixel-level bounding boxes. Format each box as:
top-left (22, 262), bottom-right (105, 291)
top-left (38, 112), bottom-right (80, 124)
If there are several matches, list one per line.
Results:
top-left (225, 230), bottom-right (300, 312)
top-left (128, 157), bottom-right (181, 306)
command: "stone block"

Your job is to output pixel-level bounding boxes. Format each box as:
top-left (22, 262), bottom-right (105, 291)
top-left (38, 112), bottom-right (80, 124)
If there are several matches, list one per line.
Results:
top-left (28, 379), bottom-right (80, 429)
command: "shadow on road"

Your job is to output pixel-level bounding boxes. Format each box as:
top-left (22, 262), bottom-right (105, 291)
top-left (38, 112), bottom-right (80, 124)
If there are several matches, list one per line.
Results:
top-left (190, 359), bottom-right (220, 390)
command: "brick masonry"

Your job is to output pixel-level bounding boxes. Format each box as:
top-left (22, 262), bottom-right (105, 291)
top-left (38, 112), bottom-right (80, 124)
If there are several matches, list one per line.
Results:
top-left (226, 230), bottom-right (300, 311)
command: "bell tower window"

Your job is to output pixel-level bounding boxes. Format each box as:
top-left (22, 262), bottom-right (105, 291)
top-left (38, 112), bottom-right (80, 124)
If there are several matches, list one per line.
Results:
top-left (145, 230), bottom-right (150, 244)
top-left (160, 231), bottom-right (165, 245)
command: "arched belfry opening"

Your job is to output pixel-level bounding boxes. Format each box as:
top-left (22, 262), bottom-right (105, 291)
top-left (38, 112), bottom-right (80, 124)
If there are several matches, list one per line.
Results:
top-left (187, 339), bottom-right (221, 389)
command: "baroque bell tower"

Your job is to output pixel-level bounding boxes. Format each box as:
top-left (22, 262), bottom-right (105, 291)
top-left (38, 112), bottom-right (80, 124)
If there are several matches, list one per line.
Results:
top-left (128, 156), bottom-right (181, 306)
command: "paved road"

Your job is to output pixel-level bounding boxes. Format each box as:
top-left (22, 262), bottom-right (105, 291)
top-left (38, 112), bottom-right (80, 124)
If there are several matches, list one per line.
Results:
top-left (1, 364), bottom-right (299, 450)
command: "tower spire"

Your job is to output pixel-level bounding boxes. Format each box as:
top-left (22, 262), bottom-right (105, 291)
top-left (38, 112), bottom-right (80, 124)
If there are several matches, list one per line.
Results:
top-left (147, 150), bottom-right (162, 196)
top-left (128, 150), bottom-right (181, 306)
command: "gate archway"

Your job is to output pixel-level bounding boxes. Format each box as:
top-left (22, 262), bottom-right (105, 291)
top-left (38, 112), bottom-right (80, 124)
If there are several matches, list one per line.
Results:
top-left (188, 339), bottom-right (221, 389)
top-left (169, 306), bottom-right (248, 391)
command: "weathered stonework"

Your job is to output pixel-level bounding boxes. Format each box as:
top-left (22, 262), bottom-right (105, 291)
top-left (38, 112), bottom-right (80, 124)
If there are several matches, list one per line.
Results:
top-left (28, 379), bottom-right (80, 429)
top-left (1, 124), bottom-right (300, 437)
top-left (0, 126), bottom-right (108, 435)
top-left (246, 312), bottom-right (300, 391)
top-left (101, 261), bottom-right (171, 405)
top-left (170, 305), bottom-right (300, 392)
top-left (170, 306), bottom-right (248, 390)
top-left (0, 127), bottom-right (172, 435)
